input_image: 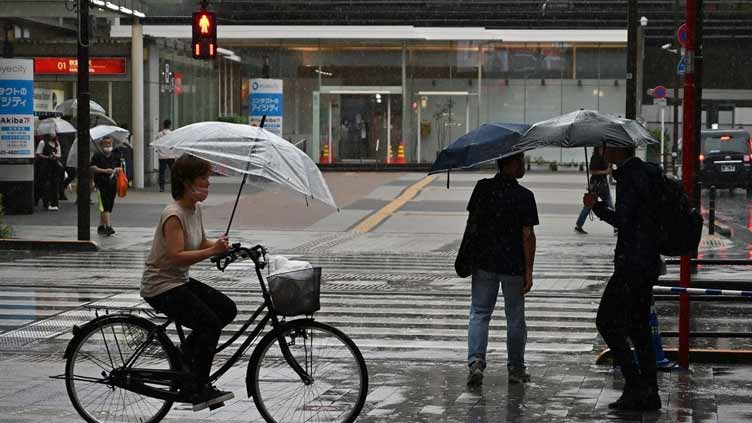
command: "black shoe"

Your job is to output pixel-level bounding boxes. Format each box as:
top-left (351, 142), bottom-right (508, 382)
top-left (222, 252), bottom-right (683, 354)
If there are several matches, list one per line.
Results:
top-left (159, 186), bottom-right (165, 192)
top-left (574, 226), bottom-right (588, 234)
top-left (105, 226), bottom-right (115, 236)
top-left (97, 225), bottom-right (106, 235)
top-left (192, 386), bottom-right (234, 412)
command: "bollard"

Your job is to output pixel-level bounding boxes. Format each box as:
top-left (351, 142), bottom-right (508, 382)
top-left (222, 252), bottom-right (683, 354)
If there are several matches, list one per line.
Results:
top-left (708, 186), bottom-right (716, 235)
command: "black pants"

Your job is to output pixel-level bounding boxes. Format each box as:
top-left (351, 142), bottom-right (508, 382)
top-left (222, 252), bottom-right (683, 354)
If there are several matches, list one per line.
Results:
top-left (145, 279), bottom-right (237, 385)
top-left (158, 158), bottom-right (175, 190)
top-left (596, 267), bottom-right (658, 391)
top-left (96, 181), bottom-right (116, 213)
top-left (37, 161), bottom-right (61, 207)
top-left (61, 167), bottom-right (76, 196)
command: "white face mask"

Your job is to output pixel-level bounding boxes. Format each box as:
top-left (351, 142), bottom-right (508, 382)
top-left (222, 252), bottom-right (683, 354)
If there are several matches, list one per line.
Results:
top-left (103, 146), bottom-right (113, 154)
top-left (191, 185), bottom-right (209, 202)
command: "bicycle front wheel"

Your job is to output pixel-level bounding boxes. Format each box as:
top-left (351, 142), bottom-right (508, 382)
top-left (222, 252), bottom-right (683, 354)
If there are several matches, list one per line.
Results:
top-left (65, 315), bottom-right (177, 423)
top-left (249, 319), bottom-right (368, 423)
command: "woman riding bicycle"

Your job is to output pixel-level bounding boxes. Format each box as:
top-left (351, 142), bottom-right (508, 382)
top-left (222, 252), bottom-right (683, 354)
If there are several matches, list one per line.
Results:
top-left (141, 153), bottom-right (237, 410)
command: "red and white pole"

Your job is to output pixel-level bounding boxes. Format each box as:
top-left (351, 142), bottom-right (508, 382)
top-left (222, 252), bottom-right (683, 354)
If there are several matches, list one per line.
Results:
top-left (679, 0), bottom-right (697, 369)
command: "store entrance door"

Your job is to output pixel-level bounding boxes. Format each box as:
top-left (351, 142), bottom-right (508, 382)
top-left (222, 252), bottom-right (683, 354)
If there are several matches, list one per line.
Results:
top-left (416, 91), bottom-right (478, 163)
top-left (314, 86), bottom-right (402, 164)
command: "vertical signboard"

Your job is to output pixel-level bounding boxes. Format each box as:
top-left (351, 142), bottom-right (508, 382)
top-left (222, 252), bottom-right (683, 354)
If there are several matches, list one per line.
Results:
top-left (0, 59), bottom-right (34, 159)
top-left (249, 79), bottom-right (283, 136)
top-left (0, 58), bottom-right (34, 214)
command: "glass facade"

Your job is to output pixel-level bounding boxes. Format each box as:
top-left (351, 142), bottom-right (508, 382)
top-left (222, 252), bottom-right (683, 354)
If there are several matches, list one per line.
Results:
top-left (158, 51), bottom-right (218, 129)
top-left (231, 40), bottom-right (628, 164)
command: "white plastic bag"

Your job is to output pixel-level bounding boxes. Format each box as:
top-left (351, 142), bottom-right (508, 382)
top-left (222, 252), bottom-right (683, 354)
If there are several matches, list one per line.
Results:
top-left (266, 255), bottom-right (312, 276)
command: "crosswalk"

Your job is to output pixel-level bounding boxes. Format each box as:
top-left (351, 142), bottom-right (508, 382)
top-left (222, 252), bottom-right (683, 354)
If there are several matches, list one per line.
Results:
top-left (0, 234), bottom-right (620, 358)
top-left (0, 286), bottom-right (602, 359)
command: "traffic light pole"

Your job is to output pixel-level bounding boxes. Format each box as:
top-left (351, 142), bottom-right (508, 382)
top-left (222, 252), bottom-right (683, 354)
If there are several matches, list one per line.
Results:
top-left (76, 0), bottom-right (91, 241)
top-left (678, 0), bottom-right (702, 369)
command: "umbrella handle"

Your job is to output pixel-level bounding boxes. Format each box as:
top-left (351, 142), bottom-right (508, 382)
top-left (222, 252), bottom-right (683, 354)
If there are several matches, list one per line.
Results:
top-left (225, 115), bottom-right (267, 237)
top-left (584, 146), bottom-right (590, 192)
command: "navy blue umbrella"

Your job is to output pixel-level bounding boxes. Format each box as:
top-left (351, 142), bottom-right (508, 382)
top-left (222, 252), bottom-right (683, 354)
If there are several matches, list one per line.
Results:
top-left (429, 122), bottom-right (530, 175)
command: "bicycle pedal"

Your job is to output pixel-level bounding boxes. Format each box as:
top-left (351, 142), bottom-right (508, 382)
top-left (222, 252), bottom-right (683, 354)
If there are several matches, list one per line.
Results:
top-left (209, 401), bottom-right (225, 411)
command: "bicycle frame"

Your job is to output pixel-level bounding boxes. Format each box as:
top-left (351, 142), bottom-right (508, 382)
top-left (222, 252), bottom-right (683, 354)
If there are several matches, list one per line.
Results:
top-left (104, 246), bottom-right (313, 401)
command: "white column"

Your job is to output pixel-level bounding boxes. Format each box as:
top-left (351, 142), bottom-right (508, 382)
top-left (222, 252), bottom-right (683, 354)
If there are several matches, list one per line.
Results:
top-left (131, 20), bottom-right (144, 189)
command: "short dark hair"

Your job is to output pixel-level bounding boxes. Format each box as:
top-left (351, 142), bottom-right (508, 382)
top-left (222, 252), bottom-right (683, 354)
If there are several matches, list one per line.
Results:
top-left (171, 154), bottom-right (212, 200)
top-left (163, 119), bottom-right (172, 129)
top-left (496, 152), bottom-right (524, 172)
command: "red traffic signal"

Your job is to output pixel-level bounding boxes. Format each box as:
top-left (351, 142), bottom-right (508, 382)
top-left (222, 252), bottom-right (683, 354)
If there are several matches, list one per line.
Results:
top-left (192, 10), bottom-right (217, 59)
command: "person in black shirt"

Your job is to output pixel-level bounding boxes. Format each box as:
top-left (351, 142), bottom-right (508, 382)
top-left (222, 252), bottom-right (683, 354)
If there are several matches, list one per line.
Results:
top-left (465, 152), bottom-right (538, 387)
top-left (90, 137), bottom-right (122, 236)
top-left (35, 134), bottom-right (63, 211)
top-left (584, 146), bottom-right (662, 411)
top-left (574, 146), bottom-right (614, 234)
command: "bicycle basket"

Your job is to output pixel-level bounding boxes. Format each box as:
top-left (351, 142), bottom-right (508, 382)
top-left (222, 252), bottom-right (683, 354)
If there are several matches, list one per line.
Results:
top-left (267, 267), bottom-right (321, 316)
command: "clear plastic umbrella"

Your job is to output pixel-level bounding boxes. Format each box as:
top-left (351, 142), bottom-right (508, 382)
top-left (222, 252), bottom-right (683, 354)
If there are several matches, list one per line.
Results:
top-left (54, 98), bottom-right (107, 116)
top-left (37, 117), bottom-right (77, 136)
top-left (66, 125), bottom-right (130, 167)
top-left (152, 121), bottom-right (337, 210)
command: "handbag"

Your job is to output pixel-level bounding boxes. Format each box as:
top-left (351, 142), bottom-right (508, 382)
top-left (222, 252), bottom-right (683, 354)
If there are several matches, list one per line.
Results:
top-left (116, 168), bottom-right (128, 198)
top-left (455, 214), bottom-right (478, 278)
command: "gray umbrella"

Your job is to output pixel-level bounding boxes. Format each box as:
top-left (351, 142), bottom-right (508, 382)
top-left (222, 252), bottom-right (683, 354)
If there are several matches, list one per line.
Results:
top-left (512, 109), bottom-right (658, 153)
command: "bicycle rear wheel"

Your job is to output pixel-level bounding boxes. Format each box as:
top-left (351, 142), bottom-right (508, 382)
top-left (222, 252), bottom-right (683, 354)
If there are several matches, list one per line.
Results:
top-left (249, 319), bottom-right (368, 423)
top-left (65, 315), bottom-right (177, 423)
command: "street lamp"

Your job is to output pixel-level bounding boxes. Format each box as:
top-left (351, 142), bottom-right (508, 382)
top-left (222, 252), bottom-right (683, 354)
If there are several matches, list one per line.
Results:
top-left (636, 16), bottom-right (648, 120)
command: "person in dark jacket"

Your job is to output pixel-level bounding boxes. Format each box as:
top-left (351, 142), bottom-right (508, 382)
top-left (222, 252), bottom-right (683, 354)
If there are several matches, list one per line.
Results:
top-left (584, 146), bottom-right (662, 411)
top-left (465, 152), bottom-right (538, 387)
top-left (90, 137), bottom-right (122, 236)
top-left (35, 134), bottom-right (63, 211)
top-left (575, 146), bottom-right (614, 234)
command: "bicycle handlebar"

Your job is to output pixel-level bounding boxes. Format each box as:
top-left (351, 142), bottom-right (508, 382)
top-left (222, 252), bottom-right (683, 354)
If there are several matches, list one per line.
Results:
top-left (210, 243), bottom-right (267, 272)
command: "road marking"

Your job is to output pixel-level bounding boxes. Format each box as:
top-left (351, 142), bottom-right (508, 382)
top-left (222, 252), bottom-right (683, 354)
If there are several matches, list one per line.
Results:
top-left (351, 175), bottom-right (438, 233)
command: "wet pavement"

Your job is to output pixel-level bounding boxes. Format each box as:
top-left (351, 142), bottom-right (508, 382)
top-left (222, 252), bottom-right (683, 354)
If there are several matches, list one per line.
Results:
top-left (2, 170), bottom-right (752, 422)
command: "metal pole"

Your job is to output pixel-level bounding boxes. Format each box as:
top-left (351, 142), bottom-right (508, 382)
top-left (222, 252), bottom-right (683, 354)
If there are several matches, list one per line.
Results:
top-left (708, 186), bottom-right (715, 235)
top-left (672, 0), bottom-right (681, 176)
top-left (679, 0), bottom-right (698, 369)
top-left (626, 0), bottom-right (638, 119)
top-left (387, 94), bottom-right (391, 164)
top-left (417, 97), bottom-right (421, 163)
top-left (327, 100), bottom-right (332, 163)
top-left (636, 18), bottom-right (646, 119)
top-left (76, 0), bottom-right (91, 241)
top-left (661, 107), bottom-right (665, 168)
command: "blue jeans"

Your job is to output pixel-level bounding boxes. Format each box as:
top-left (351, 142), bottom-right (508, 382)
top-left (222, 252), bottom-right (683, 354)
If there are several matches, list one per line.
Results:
top-left (576, 187), bottom-right (614, 228)
top-left (467, 269), bottom-right (527, 370)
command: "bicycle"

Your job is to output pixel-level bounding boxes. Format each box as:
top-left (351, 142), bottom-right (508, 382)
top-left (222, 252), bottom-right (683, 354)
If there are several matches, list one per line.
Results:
top-left (57, 244), bottom-right (369, 423)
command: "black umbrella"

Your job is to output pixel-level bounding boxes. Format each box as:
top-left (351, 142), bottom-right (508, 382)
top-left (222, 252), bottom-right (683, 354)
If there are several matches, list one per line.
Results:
top-left (429, 122), bottom-right (530, 187)
top-left (513, 109), bottom-right (659, 189)
top-left (514, 109), bottom-right (658, 152)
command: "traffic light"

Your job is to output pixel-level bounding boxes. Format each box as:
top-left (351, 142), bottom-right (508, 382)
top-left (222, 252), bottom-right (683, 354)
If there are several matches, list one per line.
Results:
top-left (192, 10), bottom-right (217, 59)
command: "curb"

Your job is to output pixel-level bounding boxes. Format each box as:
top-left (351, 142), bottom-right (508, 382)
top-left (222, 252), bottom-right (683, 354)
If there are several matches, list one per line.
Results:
top-left (712, 219), bottom-right (732, 238)
top-left (596, 347), bottom-right (752, 365)
top-left (0, 239), bottom-right (99, 252)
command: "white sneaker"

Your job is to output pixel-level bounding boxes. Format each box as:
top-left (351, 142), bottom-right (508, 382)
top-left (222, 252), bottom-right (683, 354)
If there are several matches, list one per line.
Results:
top-left (47, 206), bottom-right (59, 211)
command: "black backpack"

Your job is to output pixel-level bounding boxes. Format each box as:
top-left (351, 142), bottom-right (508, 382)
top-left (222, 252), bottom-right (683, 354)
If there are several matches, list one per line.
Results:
top-left (649, 163), bottom-right (704, 256)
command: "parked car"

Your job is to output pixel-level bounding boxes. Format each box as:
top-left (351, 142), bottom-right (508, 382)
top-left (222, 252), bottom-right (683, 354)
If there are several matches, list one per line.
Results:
top-left (675, 128), bottom-right (752, 195)
top-left (698, 129), bottom-right (751, 194)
